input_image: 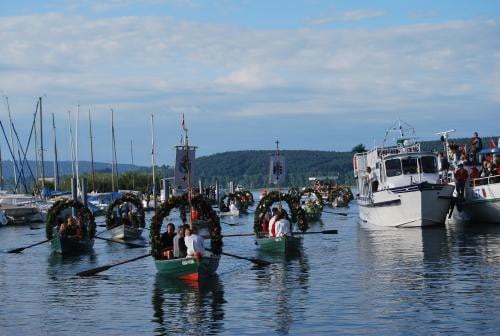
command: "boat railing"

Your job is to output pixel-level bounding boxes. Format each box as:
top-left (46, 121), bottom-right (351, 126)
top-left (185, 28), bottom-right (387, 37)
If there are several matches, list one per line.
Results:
top-left (471, 175), bottom-right (500, 187)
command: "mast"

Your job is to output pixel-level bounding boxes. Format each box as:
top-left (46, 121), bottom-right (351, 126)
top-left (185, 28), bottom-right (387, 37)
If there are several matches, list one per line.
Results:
top-left (111, 109), bottom-right (118, 192)
top-left (39, 96), bottom-right (45, 188)
top-left (34, 103), bottom-right (39, 190)
top-left (89, 109), bottom-right (96, 192)
top-left (151, 114), bottom-right (156, 206)
top-left (52, 113), bottom-right (59, 190)
top-left (130, 139), bottom-right (135, 190)
top-left (68, 111), bottom-right (75, 180)
top-left (5, 97), bottom-right (17, 191)
top-left (75, 104), bottom-right (80, 193)
top-left (275, 139), bottom-right (281, 201)
top-left (0, 137), bottom-right (2, 189)
top-left (183, 117), bottom-right (193, 228)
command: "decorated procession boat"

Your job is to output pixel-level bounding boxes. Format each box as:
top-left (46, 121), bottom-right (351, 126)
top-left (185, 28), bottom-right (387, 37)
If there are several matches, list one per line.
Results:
top-left (354, 121), bottom-right (454, 228)
top-left (105, 193), bottom-right (146, 240)
top-left (46, 199), bottom-right (96, 255)
top-left (151, 119), bottom-right (222, 281)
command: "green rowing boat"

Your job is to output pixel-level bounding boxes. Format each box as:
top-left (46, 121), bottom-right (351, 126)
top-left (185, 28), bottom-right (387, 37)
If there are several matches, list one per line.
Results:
top-left (255, 235), bottom-right (302, 254)
top-left (50, 234), bottom-right (94, 255)
top-left (154, 255), bottom-right (220, 281)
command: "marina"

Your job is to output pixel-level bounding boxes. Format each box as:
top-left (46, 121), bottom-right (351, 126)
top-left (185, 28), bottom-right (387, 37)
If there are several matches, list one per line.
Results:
top-left (1, 1), bottom-right (499, 335)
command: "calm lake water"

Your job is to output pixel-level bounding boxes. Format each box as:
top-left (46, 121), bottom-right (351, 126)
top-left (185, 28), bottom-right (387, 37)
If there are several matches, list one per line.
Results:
top-left (1, 195), bottom-right (499, 335)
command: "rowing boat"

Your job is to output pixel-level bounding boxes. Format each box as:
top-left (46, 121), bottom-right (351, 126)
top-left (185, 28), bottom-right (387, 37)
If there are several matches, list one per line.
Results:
top-left (111, 224), bottom-right (143, 240)
top-left (154, 255), bottom-right (220, 281)
top-left (255, 234), bottom-right (302, 254)
top-left (50, 234), bottom-right (94, 254)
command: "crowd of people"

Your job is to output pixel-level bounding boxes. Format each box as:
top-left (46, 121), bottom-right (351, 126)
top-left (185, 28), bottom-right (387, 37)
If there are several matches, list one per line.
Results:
top-left (113, 202), bottom-right (140, 227)
top-left (260, 203), bottom-right (293, 238)
top-left (58, 215), bottom-right (87, 240)
top-left (160, 222), bottom-right (205, 260)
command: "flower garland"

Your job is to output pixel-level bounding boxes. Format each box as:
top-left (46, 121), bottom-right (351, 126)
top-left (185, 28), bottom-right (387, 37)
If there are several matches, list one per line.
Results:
top-left (253, 190), bottom-right (308, 234)
top-left (105, 193), bottom-right (146, 229)
top-left (46, 199), bottom-right (96, 240)
top-left (327, 186), bottom-right (354, 205)
top-left (150, 194), bottom-right (222, 259)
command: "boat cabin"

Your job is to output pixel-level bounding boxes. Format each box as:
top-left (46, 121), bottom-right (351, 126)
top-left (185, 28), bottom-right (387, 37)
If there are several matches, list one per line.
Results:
top-left (354, 141), bottom-right (440, 196)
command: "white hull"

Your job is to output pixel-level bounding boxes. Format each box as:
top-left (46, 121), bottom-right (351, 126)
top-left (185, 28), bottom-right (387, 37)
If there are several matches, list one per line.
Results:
top-left (461, 182), bottom-right (500, 224)
top-left (111, 224), bottom-right (143, 240)
top-left (358, 184), bottom-right (454, 228)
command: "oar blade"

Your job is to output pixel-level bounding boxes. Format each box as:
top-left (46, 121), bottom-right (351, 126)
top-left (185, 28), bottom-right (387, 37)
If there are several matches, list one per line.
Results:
top-left (7, 247), bottom-right (24, 254)
top-left (248, 258), bottom-right (272, 266)
top-left (322, 229), bottom-right (338, 234)
top-left (77, 265), bottom-right (112, 277)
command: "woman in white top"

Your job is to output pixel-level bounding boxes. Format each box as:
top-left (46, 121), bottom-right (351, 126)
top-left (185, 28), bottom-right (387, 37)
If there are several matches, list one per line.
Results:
top-left (183, 226), bottom-right (205, 257)
top-left (268, 207), bottom-right (279, 237)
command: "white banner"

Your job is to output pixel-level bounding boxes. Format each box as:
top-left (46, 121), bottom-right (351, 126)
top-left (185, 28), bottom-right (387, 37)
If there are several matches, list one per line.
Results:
top-left (174, 147), bottom-right (195, 189)
top-left (269, 154), bottom-right (286, 185)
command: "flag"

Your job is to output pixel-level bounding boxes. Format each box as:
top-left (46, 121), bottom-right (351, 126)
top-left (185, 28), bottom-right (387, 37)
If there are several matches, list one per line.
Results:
top-left (489, 138), bottom-right (496, 149)
top-left (174, 147), bottom-right (196, 190)
top-left (181, 113), bottom-right (186, 131)
top-left (269, 154), bottom-right (286, 185)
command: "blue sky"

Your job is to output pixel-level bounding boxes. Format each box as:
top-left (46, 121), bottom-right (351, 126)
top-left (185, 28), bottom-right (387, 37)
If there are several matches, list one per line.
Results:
top-left (1, 0), bottom-right (499, 166)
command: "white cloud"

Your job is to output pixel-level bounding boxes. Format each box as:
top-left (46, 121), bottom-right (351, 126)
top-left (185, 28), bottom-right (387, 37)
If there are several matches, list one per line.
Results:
top-left (307, 9), bottom-right (386, 25)
top-left (0, 13), bottom-right (498, 163)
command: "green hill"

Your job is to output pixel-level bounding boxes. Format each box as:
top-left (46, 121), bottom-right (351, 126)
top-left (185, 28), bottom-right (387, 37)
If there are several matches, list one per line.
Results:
top-left (194, 136), bottom-right (499, 188)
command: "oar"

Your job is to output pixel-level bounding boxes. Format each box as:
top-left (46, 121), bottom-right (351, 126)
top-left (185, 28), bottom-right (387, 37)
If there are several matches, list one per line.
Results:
top-left (7, 239), bottom-right (49, 253)
top-left (220, 220), bottom-right (239, 226)
top-left (77, 253), bottom-right (151, 277)
top-left (94, 236), bottom-right (147, 248)
top-left (294, 229), bottom-right (338, 235)
top-left (322, 210), bottom-right (348, 216)
top-left (206, 248), bottom-right (271, 266)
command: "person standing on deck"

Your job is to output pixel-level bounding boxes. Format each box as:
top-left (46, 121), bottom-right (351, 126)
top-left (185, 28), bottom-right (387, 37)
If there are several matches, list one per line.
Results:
top-left (470, 132), bottom-right (483, 165)
top-left (184, 226), bottom-right (205, 258)
top-left (454, 163), bottom-right (469, 200)
top-left (439, 152), bottom-right (450, 182)
top-left (366, 167), bottom-right (378, 193)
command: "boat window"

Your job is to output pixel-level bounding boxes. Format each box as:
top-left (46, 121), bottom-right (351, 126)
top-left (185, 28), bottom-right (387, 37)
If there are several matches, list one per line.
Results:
top-left (385, 159), bottom-right (402, 177)
top-left (420, 156), bottom-right (437, 173)
top-left (402, 158), bottom-right (418, 174)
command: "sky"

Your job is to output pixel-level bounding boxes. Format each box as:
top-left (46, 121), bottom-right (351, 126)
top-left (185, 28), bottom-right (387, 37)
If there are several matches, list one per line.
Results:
top-left (0, 0), bottom-right (499, 166)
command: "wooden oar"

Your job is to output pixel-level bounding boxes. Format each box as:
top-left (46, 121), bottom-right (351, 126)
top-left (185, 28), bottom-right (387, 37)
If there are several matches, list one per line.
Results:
top-left (322, 210), bottom-right (348, 216)
top-left (294, 229), bottom-right (338, 235)
top-left (94, 236), bottom-right (147, 248)
top-left (77, 253), bottom-right (151, 277)
top-left (7, 239), bottom-right (49, 253)
top-left (206, 248), bottom-right (271, 266)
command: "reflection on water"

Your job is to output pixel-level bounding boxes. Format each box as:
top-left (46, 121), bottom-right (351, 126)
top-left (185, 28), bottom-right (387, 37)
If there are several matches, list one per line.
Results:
top-left (253, 252), bottom-right (310, 334)
top-left (152, 275), bottom-right (225, 335)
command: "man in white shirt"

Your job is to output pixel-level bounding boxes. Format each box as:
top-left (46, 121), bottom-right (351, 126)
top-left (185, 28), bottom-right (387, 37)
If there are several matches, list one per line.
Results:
top-left (268, 207), bottom-right (279, 237)
top-left (275, 212), bottom-right (292, 237)
top-left (184, 226), bottom-right (205, 257)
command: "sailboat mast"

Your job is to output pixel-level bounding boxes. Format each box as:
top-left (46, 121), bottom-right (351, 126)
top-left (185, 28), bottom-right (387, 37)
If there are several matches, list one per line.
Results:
top-left (275, 139), bottom-right (281, 200)
top-left (89, 109), bottom-right (96, 192)
top-left (111, 109), bottom-right (116, 192)
top-left (52, 113), bottom-right (59, 190)
top-left (151, 114), bottom-right (156, 203)
top-left (130, 139), bottom-right (135, 190)
top-left (75, 104), bottom-right (80, 193)
top-left (68, 111), bottom-right (75, 179)
top-left (5, 97), bottom-right (17, 190)
top-left (34, 103), bottom-right (39, 190)
top-left (39, 97), bottom-right (45, 188)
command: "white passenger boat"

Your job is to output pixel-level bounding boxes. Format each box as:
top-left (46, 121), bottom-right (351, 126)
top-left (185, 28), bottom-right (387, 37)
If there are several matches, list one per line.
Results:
top-left (353, 122), bottom-right (454, 227)
top-left (451, 148), bottom-right (499, 224)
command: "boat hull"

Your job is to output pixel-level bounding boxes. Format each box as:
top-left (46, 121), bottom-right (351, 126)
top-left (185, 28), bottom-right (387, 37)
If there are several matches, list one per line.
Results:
top-left (461, 182), bottom-right (500, 224)
top-left (111, 224), bottom-right (143, 240)
top-left (50, 235), bottom-right (94, 254)
top-left (358, 183), bottom-right (454, 228)
top-left (255, 235), bottom-right (302, 254)
top-left (154, 255), bottom-right (220, 281)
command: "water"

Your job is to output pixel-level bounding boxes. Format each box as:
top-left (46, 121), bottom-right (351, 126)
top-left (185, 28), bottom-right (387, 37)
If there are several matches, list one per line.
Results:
top-left (1, 201), bottom-right (499, 335)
